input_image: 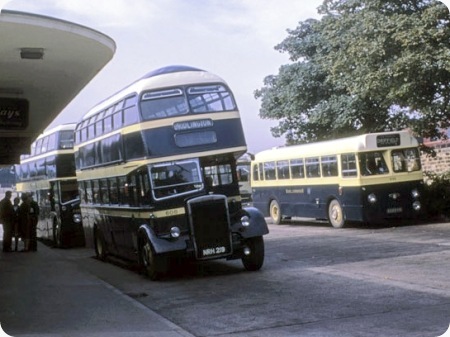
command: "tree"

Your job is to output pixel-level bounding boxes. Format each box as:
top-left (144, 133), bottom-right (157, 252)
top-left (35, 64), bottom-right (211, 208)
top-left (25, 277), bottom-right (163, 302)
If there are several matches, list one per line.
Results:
top-left (254, 0), bottom-right (450, 144)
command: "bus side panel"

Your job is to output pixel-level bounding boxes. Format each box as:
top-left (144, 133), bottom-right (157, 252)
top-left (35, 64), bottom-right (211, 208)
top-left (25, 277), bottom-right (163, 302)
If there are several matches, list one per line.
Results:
top-left (339, 187), bottom-right (365, 223)
top-left (253, 184), bottom-right (341, 220)
top-left (108, 212), bottom-right (141, 261)
top-left (80, 205), bottom-right (115, 253)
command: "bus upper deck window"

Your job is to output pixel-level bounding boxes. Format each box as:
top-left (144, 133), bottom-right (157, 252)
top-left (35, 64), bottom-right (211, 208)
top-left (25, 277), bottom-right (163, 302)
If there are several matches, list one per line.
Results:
top-left (187, 85), bottom-right (236, 113)
top-left (140, 88), bottom-right (188, 120)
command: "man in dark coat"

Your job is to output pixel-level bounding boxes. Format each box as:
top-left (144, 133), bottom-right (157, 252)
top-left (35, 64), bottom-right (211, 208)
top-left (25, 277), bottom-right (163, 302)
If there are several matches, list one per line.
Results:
top-left (18, 193), bottom-right (31, 251)
top-left (0, 191), bottom-right (15, 252)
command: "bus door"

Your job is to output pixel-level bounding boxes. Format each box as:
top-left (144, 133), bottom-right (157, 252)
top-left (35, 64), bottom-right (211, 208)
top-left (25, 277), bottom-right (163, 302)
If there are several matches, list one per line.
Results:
top-left (37, 187), bottom-right (52, 240)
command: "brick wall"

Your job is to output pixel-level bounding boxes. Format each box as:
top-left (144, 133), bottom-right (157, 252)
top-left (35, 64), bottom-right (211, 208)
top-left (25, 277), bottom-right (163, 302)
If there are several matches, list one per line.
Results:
top-left (421, 139), bottom-right (450, 175)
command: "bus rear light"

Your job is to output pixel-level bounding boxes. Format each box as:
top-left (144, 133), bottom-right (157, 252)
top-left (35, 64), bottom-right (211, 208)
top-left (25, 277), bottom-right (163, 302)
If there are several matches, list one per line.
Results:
top-left (368, 193), bottom-right (377, 204)
top-left (413, 201), bottom-right (421, 211)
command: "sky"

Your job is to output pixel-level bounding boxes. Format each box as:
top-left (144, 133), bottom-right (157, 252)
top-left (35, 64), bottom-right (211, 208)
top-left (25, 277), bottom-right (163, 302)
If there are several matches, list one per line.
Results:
top-left (2, 0), bottom-right (450, 154)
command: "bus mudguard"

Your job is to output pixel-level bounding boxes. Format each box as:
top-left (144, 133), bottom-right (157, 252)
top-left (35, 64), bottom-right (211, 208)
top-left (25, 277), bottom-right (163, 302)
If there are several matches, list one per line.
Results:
top-left (233, 206), bottom-right (269, 238)
top-left (138, 224), bottom-right (187, 254)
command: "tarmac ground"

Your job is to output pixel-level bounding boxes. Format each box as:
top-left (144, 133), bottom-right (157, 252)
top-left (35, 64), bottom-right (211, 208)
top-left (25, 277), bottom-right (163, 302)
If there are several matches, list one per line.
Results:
top-left (0, 228), bottom-right (194, 337)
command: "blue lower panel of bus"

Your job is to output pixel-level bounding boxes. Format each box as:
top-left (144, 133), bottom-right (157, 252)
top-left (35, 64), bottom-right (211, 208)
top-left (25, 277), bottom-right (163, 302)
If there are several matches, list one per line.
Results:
top-left (252, 180), bottom-right (422, 224)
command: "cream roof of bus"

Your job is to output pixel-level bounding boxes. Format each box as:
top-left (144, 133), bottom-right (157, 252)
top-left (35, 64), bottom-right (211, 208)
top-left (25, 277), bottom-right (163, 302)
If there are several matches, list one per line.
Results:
top-left (253, 131), bottom-right (418, 162)
top-left (81, 67), bottom-right (226, 121)
top-left (34, 123), bottom-right (77, 142)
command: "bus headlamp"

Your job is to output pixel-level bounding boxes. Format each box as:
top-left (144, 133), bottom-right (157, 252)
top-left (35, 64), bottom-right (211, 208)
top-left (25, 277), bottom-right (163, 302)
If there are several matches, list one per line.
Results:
top-left (368, 193), bottom-right (377, 204)
top-left (240, 215), bottom-right (250, 227)
top-left (411, 189), bottom-right (420, 199)
top-left (170, 226), bottom-right (181, 238)
top-left (73, 213), bottom-right (82, 224)
top-left (412, 201), bottom-right (421, 211)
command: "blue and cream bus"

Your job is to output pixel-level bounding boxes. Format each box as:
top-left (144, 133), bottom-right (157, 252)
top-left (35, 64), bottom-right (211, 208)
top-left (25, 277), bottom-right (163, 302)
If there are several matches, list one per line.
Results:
top-left (74, 65), bottom-right (268, 279)
top-left (251, 131), bottom-right (424, 228)
top-left (15, 123), bottom-right (84, 247)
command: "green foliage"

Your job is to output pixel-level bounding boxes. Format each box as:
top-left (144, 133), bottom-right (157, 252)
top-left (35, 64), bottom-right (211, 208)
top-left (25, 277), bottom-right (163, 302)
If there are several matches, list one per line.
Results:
top-left (255, 0), bottom-right (450, 144)
top-left (422, 171), bottom-right (450, 218)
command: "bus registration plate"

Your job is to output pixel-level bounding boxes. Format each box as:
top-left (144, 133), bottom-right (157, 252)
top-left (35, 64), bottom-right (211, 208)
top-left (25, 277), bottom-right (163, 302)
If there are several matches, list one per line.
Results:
top-left (202, 246), bottom-right (227, 257)
top-left (387, 207), bottom-right (402, 214)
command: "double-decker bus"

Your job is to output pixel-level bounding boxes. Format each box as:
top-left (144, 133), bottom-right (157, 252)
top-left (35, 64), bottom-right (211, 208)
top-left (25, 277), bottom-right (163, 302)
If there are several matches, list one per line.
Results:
top-left (15, 123), bottom-right (84, 247)
top-left (74, 65), bottom-right (268, 280)
top-left (251, 131), bottom-right (424, 228)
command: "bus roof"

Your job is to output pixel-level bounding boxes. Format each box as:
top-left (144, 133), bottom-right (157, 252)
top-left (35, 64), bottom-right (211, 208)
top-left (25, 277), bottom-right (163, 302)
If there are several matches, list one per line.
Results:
top-left (81, 65), bottom-right (227, 121)
top-left (35, 123), bottom-right (77, 141)
top-left (254, 131), bottom-right (419, 162)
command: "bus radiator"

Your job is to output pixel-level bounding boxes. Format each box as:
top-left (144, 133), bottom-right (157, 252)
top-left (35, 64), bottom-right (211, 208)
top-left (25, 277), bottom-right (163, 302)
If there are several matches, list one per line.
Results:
top-left (187, 195), bottom-right (233, 260)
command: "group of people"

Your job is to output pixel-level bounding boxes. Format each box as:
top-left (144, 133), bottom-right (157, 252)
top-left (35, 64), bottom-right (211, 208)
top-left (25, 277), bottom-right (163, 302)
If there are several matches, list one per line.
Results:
top-left (0, 191), bottom-right (40, 252)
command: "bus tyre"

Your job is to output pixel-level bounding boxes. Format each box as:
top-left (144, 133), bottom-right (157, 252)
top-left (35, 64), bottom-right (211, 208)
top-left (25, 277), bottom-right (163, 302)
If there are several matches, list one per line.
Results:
top-left (139, 237), bottom-right (168, 281)
top-left (94, 228), bottom-right (108, 261)
top-left (242, 236), bottom-right (265, 271)
top-left (269, 199), bottom-right (282, 225)
top-left (328, 199), bottom-right (345, 228)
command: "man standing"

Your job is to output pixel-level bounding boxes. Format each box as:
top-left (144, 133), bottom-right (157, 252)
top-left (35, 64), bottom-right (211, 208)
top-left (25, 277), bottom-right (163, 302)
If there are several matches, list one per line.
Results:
top-left (18, 193), bottom-right (31, 251)
top-left (0, 191), bottom-right (15, 252)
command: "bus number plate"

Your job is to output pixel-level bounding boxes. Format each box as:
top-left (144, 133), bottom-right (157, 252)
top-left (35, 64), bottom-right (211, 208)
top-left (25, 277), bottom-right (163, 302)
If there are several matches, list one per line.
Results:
top-left (202, 246), bottom-right (227, 257)
top-left (387, 207), bottom-right (402, 214)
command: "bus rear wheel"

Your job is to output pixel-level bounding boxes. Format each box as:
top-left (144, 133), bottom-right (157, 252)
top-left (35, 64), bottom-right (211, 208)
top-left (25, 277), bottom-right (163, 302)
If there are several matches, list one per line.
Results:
top-left (139, 236), bottom-right (168, 281)
top-left (269, 199), bottom-right (282, 225)
top-left (328, 199), bottom-right (345, 228)
top-left (242, 236), bottom-right (265, 271)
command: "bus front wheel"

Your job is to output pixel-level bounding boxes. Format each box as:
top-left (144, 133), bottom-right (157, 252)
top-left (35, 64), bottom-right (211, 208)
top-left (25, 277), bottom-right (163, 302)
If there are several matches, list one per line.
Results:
top-left (242, 236), bottom-right (265, 271)
top-left (269, 199), bottom-right (282, 225)
top-left (328, 199), bottom-right (345, 228)
top-left (139, 237), bottom-right (168, 281)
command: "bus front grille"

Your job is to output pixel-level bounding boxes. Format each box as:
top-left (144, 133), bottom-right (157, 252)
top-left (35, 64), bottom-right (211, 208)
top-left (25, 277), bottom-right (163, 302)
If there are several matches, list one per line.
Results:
top-left (187, 195), bottom-right (232, 260)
